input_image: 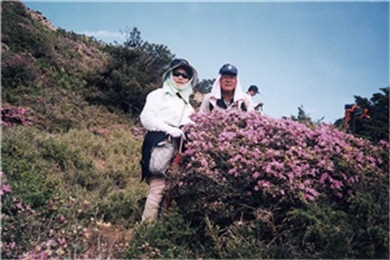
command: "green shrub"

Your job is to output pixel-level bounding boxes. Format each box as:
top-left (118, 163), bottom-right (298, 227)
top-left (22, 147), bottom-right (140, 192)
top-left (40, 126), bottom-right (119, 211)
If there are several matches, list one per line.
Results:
top-left (125, 204), bottom-right (200, 259)
top-left (1, 50), bottom-right (38, 88)
top-left (2, 126), bottom-right (61, 207)
top-left (1, 184), bottom-right (94, 259)
top-left (96, 187), bottom-right (146, 226)
top-left (1, 125), bottom-right (145, 259)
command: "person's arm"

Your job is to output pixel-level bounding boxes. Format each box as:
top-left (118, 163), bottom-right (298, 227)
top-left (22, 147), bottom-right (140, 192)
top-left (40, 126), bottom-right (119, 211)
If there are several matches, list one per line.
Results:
top-left (140, 90), bottom-right (184, 137)
top-left (199, 94), bottom-right (211, 113)
top-left (245, 94), bottom-right (255, 112)
top-left (254, 102), bottom-right (263, 110)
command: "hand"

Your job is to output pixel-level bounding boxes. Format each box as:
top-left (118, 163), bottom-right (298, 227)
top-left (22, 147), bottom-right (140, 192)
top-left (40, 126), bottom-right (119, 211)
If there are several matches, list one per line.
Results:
top-left (166, 127), bottom-right (185, 138)
top-left (255, 103), bottom-right (263, 110)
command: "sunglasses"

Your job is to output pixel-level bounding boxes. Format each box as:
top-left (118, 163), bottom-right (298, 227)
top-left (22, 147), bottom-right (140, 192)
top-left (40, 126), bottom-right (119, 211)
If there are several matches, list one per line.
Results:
top-left (172, 71), bottom-right (190, 79)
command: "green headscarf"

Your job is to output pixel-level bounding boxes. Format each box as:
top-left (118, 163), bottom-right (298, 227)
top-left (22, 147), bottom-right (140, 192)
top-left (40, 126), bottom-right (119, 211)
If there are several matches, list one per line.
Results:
top-left (162, 71), bottom-right (193, 104)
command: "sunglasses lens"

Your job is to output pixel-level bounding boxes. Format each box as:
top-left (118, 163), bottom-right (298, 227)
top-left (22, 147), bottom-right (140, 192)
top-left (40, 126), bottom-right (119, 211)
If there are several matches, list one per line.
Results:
top-left (173, 71), bottom-right (190, 79)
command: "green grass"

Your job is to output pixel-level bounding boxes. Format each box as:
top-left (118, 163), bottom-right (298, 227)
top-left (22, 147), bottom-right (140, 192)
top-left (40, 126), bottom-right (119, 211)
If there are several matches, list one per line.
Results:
top-left (2, 121), bottom-right (146, 201)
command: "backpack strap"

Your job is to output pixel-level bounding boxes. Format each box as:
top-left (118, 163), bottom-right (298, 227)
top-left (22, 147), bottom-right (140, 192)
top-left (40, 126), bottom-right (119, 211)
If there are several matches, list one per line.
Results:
top-left (210, 99), bottom-right (247, 111)
top-left (240, 102), bottom-right (247, 112)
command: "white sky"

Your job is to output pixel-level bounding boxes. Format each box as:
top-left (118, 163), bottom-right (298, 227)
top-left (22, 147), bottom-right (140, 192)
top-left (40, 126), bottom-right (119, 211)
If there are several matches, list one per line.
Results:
top-left (23, 1), bottom-right (389, 123)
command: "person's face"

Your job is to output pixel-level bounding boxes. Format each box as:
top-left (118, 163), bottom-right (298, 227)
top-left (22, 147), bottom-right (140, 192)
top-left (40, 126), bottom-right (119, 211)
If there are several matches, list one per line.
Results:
top-left (248, 90), bottom-right (256, 97)
top-left (172, 68), bottom-right (190, 87)
top-left (220, 74), bottom-right (237, 92)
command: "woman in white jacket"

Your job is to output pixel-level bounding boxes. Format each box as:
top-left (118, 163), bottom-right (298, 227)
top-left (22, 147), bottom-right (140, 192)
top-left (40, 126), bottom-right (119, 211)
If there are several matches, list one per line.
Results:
top-left (140, 58), bottom-right (198, 222)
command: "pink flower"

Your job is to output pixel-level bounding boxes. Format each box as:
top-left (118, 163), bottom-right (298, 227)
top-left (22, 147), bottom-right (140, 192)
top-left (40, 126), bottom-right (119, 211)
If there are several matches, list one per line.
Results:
top-left (366, 156), bottom-right (376, 163)
top-left (379, 139), bottom-right (390, 148)
top-left (200, 158), bottom-right (208, 168)
top-left (57, 237), bottom-right (66, 245)
top-left (287, 172), bottom-right (294, 182)
top-left (252, 171), bottom-right (260, 179)
top-left (2, 184), bottom-right (12, 193)
top-left (39, 252), bottom-right (47, 260)
top-left (228, 167), bottom-right (236, 175)
top-left (273, 161), bottom-right (284, 170)
top-left (304, 194), bottom-right (315, 201)
top-left (265, 163), bottom-right (272, 173)
top-left (332, 180), bottom-right (343, 190)
top-left (306, 188), bottom-right (319, 197)
top-left (320, 173), bottom-right (329, 184)
top-left (183, 149), bottom-right (196, 156)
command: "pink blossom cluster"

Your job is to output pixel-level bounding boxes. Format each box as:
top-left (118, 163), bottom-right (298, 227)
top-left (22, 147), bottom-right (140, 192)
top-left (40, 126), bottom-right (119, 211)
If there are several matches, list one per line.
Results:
top-left (2, 51), bottom-right (37, 87)
top-left (1, 106), bottom-right (35, 127)
top-left (19, 237), bottom-right (70, 260)
top-left (2, 52), bottom-right (27, 68)
top-left (131, 126), bottom-right (146, 138)
top-left (1, 172), bottom-right (33, 211)
top-left (1, 172), bottom-right (12, 196)
top-left (172, 111), bottom-right (389, 203)
top-left (81, 43), bottom-right (94, 56)
top-left (1, 175), bottom-right (87, 259)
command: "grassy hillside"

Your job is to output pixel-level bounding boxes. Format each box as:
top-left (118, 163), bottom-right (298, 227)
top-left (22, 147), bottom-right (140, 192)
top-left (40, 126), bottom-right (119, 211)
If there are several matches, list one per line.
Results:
top-left (2, 1), bottom-right (122, 131)
top-left (2, 2), bottom-right (389, 259)
top-left (2, 2), bottom-right (150, 258)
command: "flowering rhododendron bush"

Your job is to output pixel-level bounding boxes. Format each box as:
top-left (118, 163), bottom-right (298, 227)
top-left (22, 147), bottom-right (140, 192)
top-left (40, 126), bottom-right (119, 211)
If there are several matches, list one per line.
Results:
top-left (166, 111), bottom-right (389, 258)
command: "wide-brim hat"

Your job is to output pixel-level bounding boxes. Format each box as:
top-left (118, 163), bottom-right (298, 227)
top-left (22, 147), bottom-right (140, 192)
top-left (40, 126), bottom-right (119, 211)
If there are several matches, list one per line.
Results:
top-left (162, 58), bottom-right (198, 88)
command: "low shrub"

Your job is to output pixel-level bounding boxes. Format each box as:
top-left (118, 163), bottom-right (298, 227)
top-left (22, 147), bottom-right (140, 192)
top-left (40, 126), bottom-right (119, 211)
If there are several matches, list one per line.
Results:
top-left (165, 111), bottom-right (389, 258)
top-left (1, 50), bottom-right (38, 88)
top-left (1, 125), bottom-right (146, 259)
top-left (125, 204), bottom-right (201, 259)
top-left (1, 105), bottom-right (35, 127)
top-left (1, 178), bottom-right (131, 259)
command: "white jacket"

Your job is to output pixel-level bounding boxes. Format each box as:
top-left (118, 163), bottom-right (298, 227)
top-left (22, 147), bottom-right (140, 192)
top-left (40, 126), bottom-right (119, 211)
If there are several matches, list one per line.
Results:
top-left (140, 87), bottom-right (194, 133)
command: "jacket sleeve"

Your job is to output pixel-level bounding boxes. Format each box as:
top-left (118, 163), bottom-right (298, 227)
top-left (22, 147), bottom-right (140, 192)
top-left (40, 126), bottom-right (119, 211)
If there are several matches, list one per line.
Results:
top-left (140, 90), bottom-right (175, 133)
top-left (244, 94), bottom-right (255, 112)
top-left (199, 94), bottom-right (211, 113)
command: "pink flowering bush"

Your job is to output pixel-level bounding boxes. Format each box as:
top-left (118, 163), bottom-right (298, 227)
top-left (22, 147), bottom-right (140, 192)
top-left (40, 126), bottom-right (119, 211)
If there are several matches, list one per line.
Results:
top-left (1, 105), bottom-right (35, 127)
top-left (166, 111), bottom-right (389, 258)
top-left (1, 50), bottom-right (38, 88)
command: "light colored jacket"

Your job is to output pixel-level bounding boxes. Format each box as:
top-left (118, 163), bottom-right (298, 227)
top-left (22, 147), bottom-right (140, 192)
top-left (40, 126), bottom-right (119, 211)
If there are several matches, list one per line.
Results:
top-left (140, 87), bottom-right (194, 133)
top-left (199, 75), bottom-right (254, 113)
top-left (141, 61), bottom-right (197, 133)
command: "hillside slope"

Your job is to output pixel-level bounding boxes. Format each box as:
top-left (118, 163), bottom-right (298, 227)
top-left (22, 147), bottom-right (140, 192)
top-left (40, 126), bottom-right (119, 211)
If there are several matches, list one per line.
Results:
top-left (1, 2), bottom-right (388, 259)
top-left (2, 1), bottom-right (133, 133)
top-left (2, 2), bottom-right (149, 258)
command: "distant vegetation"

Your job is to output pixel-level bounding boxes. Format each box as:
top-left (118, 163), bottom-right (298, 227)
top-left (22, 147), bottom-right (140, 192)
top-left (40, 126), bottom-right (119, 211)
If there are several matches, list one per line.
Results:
top-left (1, 1), bottom-right (388, 259)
